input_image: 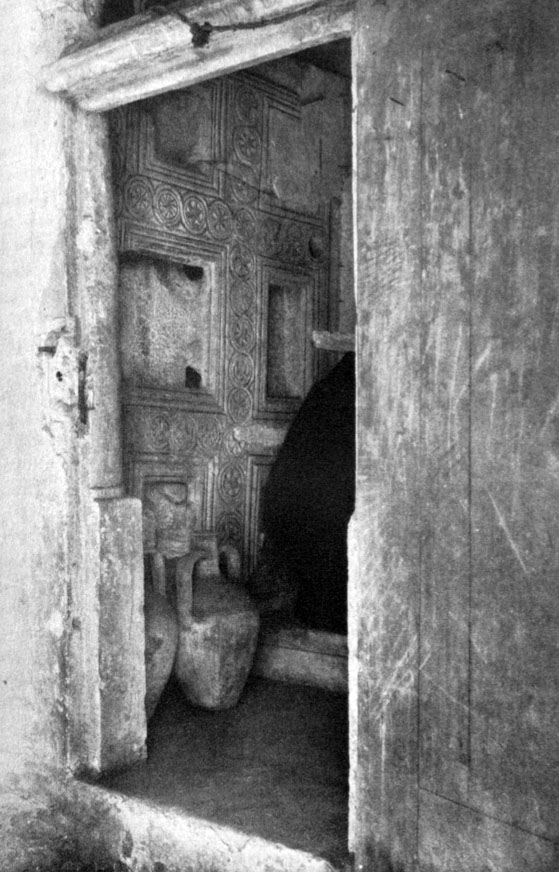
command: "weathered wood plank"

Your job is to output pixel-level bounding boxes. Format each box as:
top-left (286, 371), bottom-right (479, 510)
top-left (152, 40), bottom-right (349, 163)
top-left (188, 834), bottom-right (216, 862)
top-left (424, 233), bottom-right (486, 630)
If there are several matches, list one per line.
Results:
top-left (43, 0), bottom-right (354, 112)
top-left (419, 789), bottom-right (559, 872)
top-left (312, 329), bottom-right (355, 352)
top-left (353, 0), bottom-right (559, 868)
top-left (468, 0), bottom-right (559, 843)
top-left (418, 17), bottom-right (472, 803)
top-left (350, 1), bottom-right (423, 865)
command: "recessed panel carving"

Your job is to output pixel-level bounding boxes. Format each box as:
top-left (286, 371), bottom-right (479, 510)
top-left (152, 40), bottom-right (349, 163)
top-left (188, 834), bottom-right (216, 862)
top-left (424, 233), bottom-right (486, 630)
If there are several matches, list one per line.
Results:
top-left (152, 88), bottom-right (214, 176)
top-left (266, 109), bottom-right (319, 214)
top-left (266, 282), bottom-right (307, 400)
top-left (120, 256), bottom-right (213, 393)
top-left (140, 81), bottom-right (225, 196)
top-left (256, 267), bottom-right (316, 420)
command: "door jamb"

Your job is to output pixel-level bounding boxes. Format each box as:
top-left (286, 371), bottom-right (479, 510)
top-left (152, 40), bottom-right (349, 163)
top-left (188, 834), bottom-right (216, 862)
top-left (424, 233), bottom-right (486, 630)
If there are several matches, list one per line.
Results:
top-left (55, 0), bottom-right (359, 852)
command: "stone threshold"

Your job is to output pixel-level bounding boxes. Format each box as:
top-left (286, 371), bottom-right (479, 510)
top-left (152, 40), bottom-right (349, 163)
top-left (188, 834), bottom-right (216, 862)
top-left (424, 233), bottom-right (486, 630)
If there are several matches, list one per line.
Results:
top-left (252, 627), bottom-right (348, 694)
top-left (70, 781), bottom-right (344, 872)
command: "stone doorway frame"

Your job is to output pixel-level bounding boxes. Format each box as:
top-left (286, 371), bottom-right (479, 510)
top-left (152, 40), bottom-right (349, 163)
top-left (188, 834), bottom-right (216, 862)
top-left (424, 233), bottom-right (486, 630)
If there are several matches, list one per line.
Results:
top-left (44, 0), bottom-right (358, 851)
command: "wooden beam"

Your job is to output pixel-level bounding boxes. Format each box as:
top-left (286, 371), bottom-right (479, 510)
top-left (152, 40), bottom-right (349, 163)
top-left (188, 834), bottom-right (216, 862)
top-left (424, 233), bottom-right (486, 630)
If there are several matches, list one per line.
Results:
top-left (312, 329), bottom-right (355, 352)
top-left (43, 0), bottom-right (354, 112)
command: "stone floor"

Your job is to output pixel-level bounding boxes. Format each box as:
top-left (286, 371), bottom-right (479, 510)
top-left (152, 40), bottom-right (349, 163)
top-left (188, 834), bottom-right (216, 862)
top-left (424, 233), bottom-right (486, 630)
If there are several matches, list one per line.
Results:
top-left (102, 676), bottom-right (350, 869)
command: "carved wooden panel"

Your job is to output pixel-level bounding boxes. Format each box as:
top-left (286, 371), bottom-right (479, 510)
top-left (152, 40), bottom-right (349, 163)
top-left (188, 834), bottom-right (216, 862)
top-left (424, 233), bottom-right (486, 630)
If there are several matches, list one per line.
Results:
top-left (119, 237), bottom-right (227, 412)
top-left (112, 71), bottom-right (331, 571)
top-left (255, 266), bottom-right (316, 419)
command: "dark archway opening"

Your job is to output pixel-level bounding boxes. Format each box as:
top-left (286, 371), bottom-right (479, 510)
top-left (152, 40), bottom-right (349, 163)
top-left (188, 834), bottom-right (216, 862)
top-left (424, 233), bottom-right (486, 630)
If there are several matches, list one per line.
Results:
top-left (249, 351), bottom-right (355, 635)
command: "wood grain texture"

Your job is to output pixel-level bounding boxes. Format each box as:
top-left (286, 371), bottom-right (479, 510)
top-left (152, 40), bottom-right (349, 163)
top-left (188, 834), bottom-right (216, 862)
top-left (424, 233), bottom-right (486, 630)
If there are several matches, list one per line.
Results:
top-left (352, 0), bottom-right (559, 868)
top-left (418, 8), bottom-right (473, 806)
top-left (419, 790), bottom-right (559, 872)
top-left (351, 1), bottom-right (423, 866)
top-left (468, 0), bottom-right (559, 842)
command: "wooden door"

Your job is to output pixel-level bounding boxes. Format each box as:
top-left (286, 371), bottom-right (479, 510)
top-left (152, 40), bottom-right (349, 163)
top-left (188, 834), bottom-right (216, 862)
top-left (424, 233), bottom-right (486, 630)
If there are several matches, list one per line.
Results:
top-left (351, 2), bottom-right (559, 870)
top-left (112, 68), bottom-right (345, 573)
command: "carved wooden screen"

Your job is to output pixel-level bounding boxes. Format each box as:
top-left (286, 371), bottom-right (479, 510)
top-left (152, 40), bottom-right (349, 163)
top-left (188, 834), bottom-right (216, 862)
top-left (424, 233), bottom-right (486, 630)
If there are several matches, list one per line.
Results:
top-left (111, 71), bottom-right (331, 573)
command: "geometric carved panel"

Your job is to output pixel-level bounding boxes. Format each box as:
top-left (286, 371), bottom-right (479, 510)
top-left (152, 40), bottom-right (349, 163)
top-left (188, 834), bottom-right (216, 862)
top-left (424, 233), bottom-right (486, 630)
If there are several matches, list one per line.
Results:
top-left (152, 88), bottom-right (216, 177)
top-left (119, 237), bottom-right (227, 413)
top-left (264, 106), bottom-right (319, 214)
top-left (120, 255), bottom-right (213, 392)
top-left (113, 70), bottom-right (331, 574)
top-left (267, 283), bottom-right (307, 398)
top-left (256, 266), bottom-right (315, 419)
top-left (144, 81), bottom-right (225, 196)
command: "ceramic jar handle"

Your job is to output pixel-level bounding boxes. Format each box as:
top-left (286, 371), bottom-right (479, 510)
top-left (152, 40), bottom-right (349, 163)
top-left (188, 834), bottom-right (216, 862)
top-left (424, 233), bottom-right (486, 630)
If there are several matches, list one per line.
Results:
top-left (175, 548), bottom-right (209, 625)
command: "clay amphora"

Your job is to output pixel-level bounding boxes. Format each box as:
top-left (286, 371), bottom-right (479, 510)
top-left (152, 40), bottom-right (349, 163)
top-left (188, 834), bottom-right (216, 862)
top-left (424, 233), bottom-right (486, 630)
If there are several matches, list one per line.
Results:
top-left (174, 536), bottom-right (259, 710)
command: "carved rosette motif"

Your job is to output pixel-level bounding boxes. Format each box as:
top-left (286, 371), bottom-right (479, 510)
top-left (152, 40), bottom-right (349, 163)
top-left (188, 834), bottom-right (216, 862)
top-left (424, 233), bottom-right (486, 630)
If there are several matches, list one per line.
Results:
top-left (207, 199), bottom-right (233, 240)
top-left (227, 164), bottom-right (259, 205)
top-left (216, 511), bottom-right (244, 547)
top-left (228, 352), bottom-right (254, 388)
top-left (233, 125), bottom-right (262, 165)
top-left (217, 84), bottom-right (262, 543)
top-left (168, 415), bottom-right (198, 454)
top-left (218, 462), bottom-right (245, 503)
top-left (229, 82), bottom-right (262, 212)
top-left (227, 388), bottom-right (252, 425)
top-left (182, 193), bottom-right (207, 234)
top-left (230, 243), bottom-right (255, 280)
top-left (125, 175), bottom-right (154, 220)
top-left (230, 280), bottom-right (255, 317)
top-left (233, 208), bottom-right (256, 243)
top-left (154, 185), bottom-right (182, 229)
top-left (146, 412), bottom-right (171, 453)
top-left (197, 416), bottom-right (225, 457)
top-left (125, 407), bottom-right (227, 461)
top-left (120, 177), bottom-right (319, 269)
top-left (230, 316), bottom-right (256, 354)
top-left (223, 429), bottom-right (245, 458)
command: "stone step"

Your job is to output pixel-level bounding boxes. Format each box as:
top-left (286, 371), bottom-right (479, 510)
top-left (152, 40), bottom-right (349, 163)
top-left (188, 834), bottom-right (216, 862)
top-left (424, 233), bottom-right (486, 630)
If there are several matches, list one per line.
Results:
top-left (69, 781), bottom-right (343, 872)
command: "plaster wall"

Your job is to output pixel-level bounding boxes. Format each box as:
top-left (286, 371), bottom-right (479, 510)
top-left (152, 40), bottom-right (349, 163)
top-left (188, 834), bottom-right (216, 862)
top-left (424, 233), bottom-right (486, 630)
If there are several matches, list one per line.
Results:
top-left (0, 1), bottom-right (83, 861)
top-left (0, 2), bottom-right (144, 866)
